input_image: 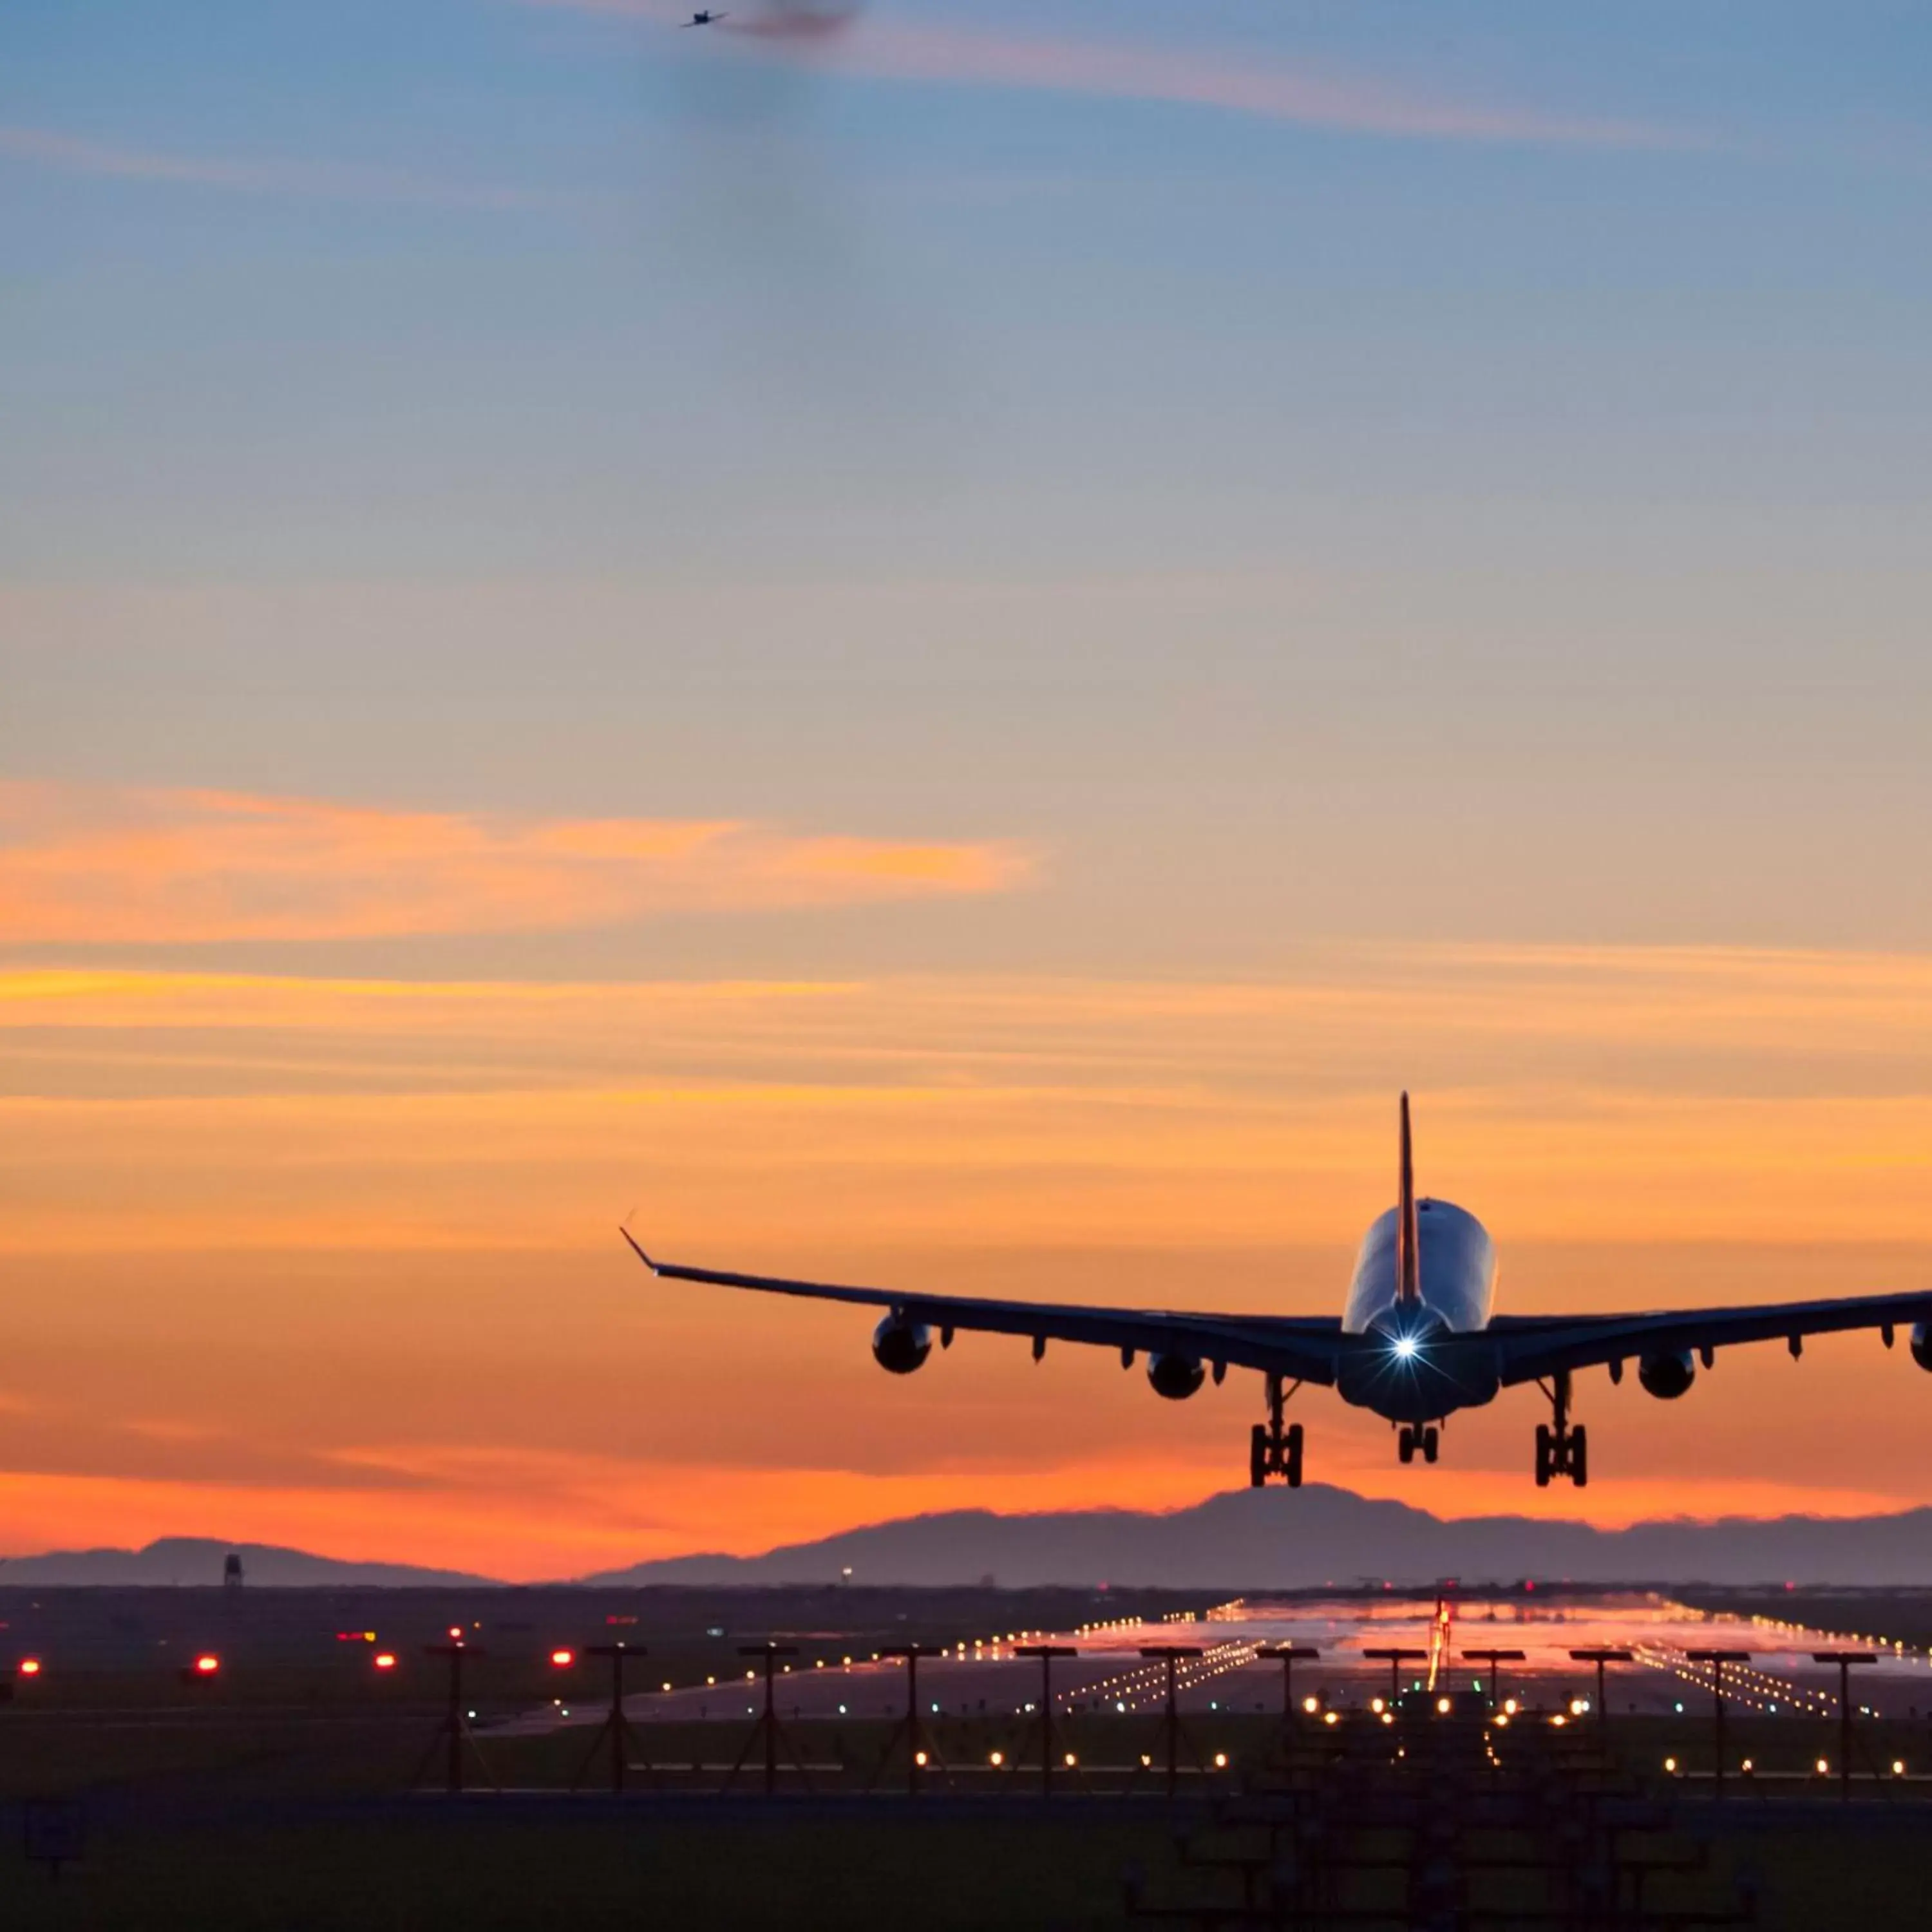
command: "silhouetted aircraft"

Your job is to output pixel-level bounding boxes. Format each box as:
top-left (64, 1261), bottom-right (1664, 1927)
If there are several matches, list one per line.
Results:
top-left (625, 1094), bottom-right (1932, 1493)
top-left (679, 9), bottom-right (727, 23)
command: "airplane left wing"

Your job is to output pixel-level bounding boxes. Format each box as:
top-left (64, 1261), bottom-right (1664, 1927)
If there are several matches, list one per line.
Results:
top-left (621, 1231), bottom-right (1351, 1385)
top-left (1490, 1290), bottom-right (1932, 1386)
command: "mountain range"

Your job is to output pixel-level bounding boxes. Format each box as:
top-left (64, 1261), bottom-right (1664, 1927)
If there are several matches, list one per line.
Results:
top-left (11, 1488), bottom-right (1931, 1589)
top-left (580, 1485), bottom-right (1932, 1590)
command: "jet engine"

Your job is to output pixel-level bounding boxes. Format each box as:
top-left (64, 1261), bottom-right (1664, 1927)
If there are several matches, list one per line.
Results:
top-left (1911, 1323), bottom-right (1932, 1372)
top-left (1146, 1351), bottom-right (1206, 1401)
top-left (1637, 1350), bottom-right (1696, 1399)
top-left (871, 1312), bottom-right (933, 1375)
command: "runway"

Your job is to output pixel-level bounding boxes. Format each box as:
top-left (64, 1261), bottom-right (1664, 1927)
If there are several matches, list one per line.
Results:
top-left (513, 1592), bottom-right (1932, 1734)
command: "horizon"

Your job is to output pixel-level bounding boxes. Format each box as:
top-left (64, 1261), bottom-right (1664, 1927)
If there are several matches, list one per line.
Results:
top-left (5, 2), bottom-right (1931, 1582)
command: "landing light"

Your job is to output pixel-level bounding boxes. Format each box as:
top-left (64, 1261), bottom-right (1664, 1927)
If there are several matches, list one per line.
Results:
top-left (1392, 1336), bottom-right (1419, 1360)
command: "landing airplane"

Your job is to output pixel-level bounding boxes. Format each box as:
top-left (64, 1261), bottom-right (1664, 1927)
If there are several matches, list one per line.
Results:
top-left (621, 1095), bottom-right (1932, 1491)
top-left (679, 9), bottom-right (727, 24)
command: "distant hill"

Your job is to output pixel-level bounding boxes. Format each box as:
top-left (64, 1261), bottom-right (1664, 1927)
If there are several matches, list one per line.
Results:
top-left (576, 1485), bottom-right (1932, 1591)
top-left (0, 1537), bottom-right (497, 1589)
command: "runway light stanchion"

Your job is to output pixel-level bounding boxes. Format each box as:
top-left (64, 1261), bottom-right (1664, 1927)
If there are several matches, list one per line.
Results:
top-left (572, 1643), bottom-right (652, 1795)
top-left (415, 1643), bottom-right (495, 1796)
top-left (1569, 1650), bottom-right (1633, 1744)
top-left (1139, 1646), bottom-right (1205, 1801)
top-left (1363, 1648), bottom-right (1428, 1712)
top-left (1810, 1651), bottom-right (1879, 1803)
top-left (1685, 1651), bottom-right (1752, 1799)
top-left (1014, 1645), bottom-right (1079, 1801)
top-left (726, 1643), bottom-right (808, 1797)
top-left (876, 1646), bottom-right (946, 1796)
top-left (1465, 1649), bottom-right (1526, 1717)
top-left (1256, 1645), bottom-right (1320, 1744)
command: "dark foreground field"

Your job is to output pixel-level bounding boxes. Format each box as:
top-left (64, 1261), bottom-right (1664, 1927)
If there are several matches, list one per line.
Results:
top-left (6, 1584), bottom-right (1932, 1928)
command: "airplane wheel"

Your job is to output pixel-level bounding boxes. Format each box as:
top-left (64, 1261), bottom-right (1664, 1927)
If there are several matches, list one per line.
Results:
top-left (1398, 1426), bottom-right (1416, 1466)
top-left (1534, 1424), bottom-right (1551, 1489)
top-left (1286, 1423), bottom-right (1304, 1488)
top-left (1570, 1426), bottom-right (1589, 1488)
top-left (1249, 1424), bottom-right (1267, 1489)
top-left (1422, 1426), bottom-right (1439, 1465)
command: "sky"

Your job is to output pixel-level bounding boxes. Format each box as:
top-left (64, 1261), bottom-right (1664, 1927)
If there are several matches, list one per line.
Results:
top-left (2, 1), bottom-right (1929, 1579)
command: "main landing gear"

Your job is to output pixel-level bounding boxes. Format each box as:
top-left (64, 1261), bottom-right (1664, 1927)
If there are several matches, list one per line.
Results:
top-left (1534, 1369), bottom-right (1588, 1488)
top-left (1397, 1423), bottom-right (1439, 1465)
top-left (1249, 1375), bottom-right (1303, 1488)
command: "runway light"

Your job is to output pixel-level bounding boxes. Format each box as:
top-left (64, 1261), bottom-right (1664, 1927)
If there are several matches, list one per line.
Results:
top-left (1893, 1760), bottom-right (1906, 1776)
top-left (1665, 1756), bottom-right (1678, 1773)
top-left (1503, 1698), bottom-right (1518, 1716)
top-left (1323, 1710), bottom-right (1340, 1727)
top-left (661, 1681), bottom-right (672, 1692)
top-left (1064, 1752), bottom-right (1077, 1767)
top-left (448, 1627), bottom-right (462, 1641)
top-left (1493, 1713), bottom-right (1509, 1728)
top-left (374, 1653), bottom-right (397, 1671)
top-left (1139, 1754), bottom-right (1152, 1768)
top-left (1550, 1714), bottom-right (1566, 1728)
top-left (1436, 1697), bottom-right (1452, 1715)
top-left (18, 1658), bottom-right (43, 1678)
top-left (1569, 1698), bottom-right (1587, 1716)
top-left (990, 1751), bottom-right (1003, 1767)
top-left (914, 1751), bottom-right (928, 1767)
top-left (1741, 1758), bottom-right (1754, 1774)
top-left (1302, 1695), bottom-right (1320, 1714)
top-left (1370, 1697), bottom-right (1385, 1714)
top-left (551, 1649), bottom-right (576, 1668)
top-left (194, 1654), bottom-right (220, 1676)
top-left (1213, 1752), bottom-right (1228, 1768)
top-left (1816, 1758), bottom-right (1830, 1776)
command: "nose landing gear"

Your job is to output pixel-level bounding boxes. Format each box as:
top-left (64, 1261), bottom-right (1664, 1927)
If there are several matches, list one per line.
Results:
top-left (1249, 1375), bottom-right (1304, 1487)
top-left (1396, 1424), bottom-right (1440, 1465)
top-left (1533, 1370), bottom-right (1588, 1487)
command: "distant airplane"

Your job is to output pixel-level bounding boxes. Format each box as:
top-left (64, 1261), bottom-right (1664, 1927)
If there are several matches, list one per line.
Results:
top-left (623, 1094), bottom-right (1932, 1492)
top-left (679, 8), bottom-right (727, 23)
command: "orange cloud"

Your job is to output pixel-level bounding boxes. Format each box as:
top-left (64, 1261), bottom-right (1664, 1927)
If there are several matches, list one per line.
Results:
top-left (0, 783), bottom-right (1032, 943)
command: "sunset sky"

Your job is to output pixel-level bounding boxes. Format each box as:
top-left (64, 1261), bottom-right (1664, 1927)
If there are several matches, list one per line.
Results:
top-left (4, 2), bottom-right (1930, 1578)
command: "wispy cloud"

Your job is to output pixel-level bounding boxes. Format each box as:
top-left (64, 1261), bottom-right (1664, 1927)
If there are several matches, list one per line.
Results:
top-left (0, 782), bottom-right (1033, 944)
top-left (536, 0), bottom-right (1689, 150)
top-left (0, 125), bottom-right (559, 211)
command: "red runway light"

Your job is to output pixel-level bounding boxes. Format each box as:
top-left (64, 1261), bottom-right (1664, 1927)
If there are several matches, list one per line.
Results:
top-left (193, 1654), bottom-right (221, 1675)
top-left (550, 1648), bottom-right (576, 1668)
top-left (18, 1658), bottom-right (43, 1677)
top-left (374, 1652), bottom-right (397, 1671)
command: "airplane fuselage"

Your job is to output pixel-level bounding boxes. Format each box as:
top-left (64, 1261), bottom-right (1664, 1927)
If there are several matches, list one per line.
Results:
top-left (1336, 1197), bottom-right (1502, 1423)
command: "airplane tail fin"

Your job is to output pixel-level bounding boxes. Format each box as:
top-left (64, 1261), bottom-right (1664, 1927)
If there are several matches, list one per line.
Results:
top-left (1397, 1092), bottom-right (1419, 1305)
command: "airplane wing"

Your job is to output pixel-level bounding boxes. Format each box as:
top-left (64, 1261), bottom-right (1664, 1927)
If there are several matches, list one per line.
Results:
top-left (1488, 1291), bottom-right (1932, 1385)
top-left (621, 1231), bottom-right (1350, 1385)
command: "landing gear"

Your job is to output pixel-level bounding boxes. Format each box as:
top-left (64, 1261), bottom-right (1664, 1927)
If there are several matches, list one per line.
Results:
top-left (1250, 1376), bottom-right (1303, 1487)
top-left (1397, 1424), bottom-right (1441, 1466)
top-left (1533, 1372), bottom-right (1588, 1488)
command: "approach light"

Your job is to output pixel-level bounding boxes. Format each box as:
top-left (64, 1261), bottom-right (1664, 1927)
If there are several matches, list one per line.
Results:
top-left (914, 1751), bottom-right (928, 1767)
top-left (989, 1751), bottom-right (1003, 1767)
top-left (1893, 1760), bottom-right (1906, 1776)
top-left (1323, 1710), bottom-right (1340, 1727)
top-left (1064, 1752), bottom-right (1077, 1767)
top-left (1816, 1758), bottom-right (1830, 1776)
top-left (1493, 1713), bottom-right (1509, 1728)
top-left (1302, 1695), bottom-right (1320, 1714)
top-left (1550, 1714), bottom-right (1567, 1728)
top-left (551, 1649), bottom-right (576, 1669)
top-left (1741, 1758), bottom-right (1754, 1774)
top-left (1665, 1756), bottom-right (1678, 1773)
top-left (1503, 1698), bottom-right (1518, 1716)
top-left (374, 1653), bottom-right (397, 1672)
top-left (1569, 1698), bottom-right (1587, 1716)
top-left (1436, 1697), bottom-right (1452, 1715)
top-left (1370, 1696), bottom-right (1386, 1714)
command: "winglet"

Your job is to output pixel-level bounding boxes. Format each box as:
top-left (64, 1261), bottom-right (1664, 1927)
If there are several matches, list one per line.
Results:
top-left (619, 1226), bottom-right (661, 1273)
top-left (1396, 1092), bottom-right (1419, 1305)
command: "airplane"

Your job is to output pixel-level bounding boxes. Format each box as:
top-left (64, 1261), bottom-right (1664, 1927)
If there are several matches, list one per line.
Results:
top-left (679, 9), bottom-right (727, 24)
top-left (621, 1094), bottom-right (1932, 1492)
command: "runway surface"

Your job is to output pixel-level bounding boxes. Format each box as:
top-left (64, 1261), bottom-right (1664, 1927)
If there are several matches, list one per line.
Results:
top-left (511, 1593), bottom-right (1932, 1734)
